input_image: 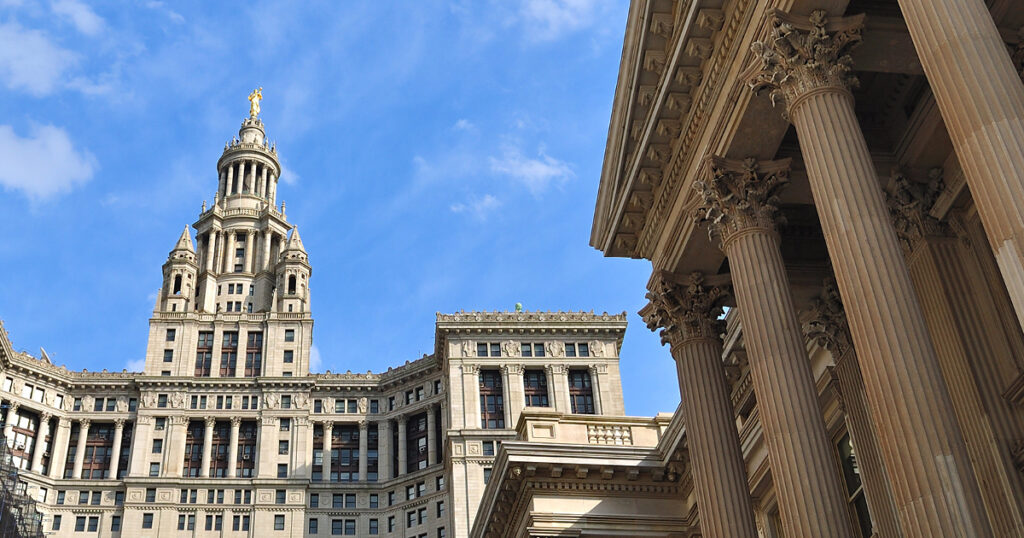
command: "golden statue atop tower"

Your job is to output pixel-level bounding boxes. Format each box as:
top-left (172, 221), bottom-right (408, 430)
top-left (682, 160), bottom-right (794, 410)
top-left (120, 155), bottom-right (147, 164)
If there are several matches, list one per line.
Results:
top-left (248, 87), bottom-right (263, 118)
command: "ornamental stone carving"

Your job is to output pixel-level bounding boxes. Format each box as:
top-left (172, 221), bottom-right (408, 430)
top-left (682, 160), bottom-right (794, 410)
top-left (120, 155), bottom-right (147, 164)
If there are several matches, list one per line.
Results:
top-left (170, 392), bottom-right (185, 409)
top-left (502, 341), bottom-right (517, 357)
top-left (115, 396), bottom-right (128, 413)
top-left (641, 272), bottom-right (727, 345)
top-left (136, 415), bottom-right (153, 425)
top-left (264, 393), bottom-right (279, 409)
top-left (141, 393), bottom-right (157, 409)
top-left (462, 363), bottom-right (479, 375)
top-left (803, 278), bottom-right (853, 359)
top-left (589, 341), bottom-right (604, 357)
top-left (749, 10), bottom-right (864, 114)
top-left (294, 393), bottom-right (309, 410)
top-left (545, 341), bottom-right (565, 358)
top-left (39, 412), bottom-right (52, 423)
top-left (81, 395), bottom-right (94, 411)
top-left (694, 156), bottom-right (791, 247)
top-left (885, 167), bottom-right (949, 255)
top-left (113, 418), bottom-right (126, 428)
top-left (169, 416), bottom-right (188, 426)
top-left (230, 416), bottom-right (242, 427)
top-left (43, 391), bottom-right (55, 407)
top-left (78, 418), bottom-right (91, 430)
top-left (204, 417), bottom-right (217, 428)
top-left (357, 397), bottom-right (368, 414)
top-left (460, 340), bottom-right (472, 357)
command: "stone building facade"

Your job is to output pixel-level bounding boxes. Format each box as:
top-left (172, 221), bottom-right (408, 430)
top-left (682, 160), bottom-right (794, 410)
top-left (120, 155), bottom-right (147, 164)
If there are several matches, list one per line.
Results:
top-left (475, 0), bottom-right (1024, 537)
top-left (0, 112), bottom-right (627, 537)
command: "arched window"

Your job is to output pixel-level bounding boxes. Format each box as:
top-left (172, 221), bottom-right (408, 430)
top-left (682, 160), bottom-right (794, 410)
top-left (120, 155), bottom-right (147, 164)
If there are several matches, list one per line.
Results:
top-left (288, 275), bottom-right (296, 295)
top-left (173, 275), bottom-right (183, 295)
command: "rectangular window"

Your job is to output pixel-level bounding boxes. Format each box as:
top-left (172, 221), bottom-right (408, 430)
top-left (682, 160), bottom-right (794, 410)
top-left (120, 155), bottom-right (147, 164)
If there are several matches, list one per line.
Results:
top-left (309, 518), bottom-right (319, 535)
top-left (347, 400), bottom-right (357, 413)
top-left (332, 519), bottom-right (343, 536)
top-left (565, 343), bottom-right (576, 357)
top-left (205, 515), bottom-right (213, 531)
top-left (280, 418), bottom-right (291, 431)
top-left (152, 439), bottom-right (163, 453)
top-left (335, 399), bottom-right (345, 413)
top-left (73, 397), bottom-right (82, 411)
top-left (568, 370), bottom-right (595, 414)
top-left (524, 369), bottom-right (550, 407)
top-left (278, 464), bottom-right (288, 478)
top-left (146, 488), bottom-right (156, 502)
top-left (345, 494), bottom-right (355, 509)
top-left (388, 396), bottom-right (395, 411)
top-left (314, 399), bottom-right (322, 413)
top-left (284, 350), bottom-right (294, 363)
top-left (370, 399), bottom-right (379, 414)
top-left (388, 491), bottom-right (395, 506)
top-left (369, 518), bottom-right (378, 535)
top-left (407, 511), bottom-right (415, 528)
top-left (276, 489), bottom-right (286, 504)
top-left (75, 516), bottom-right (85, 532)
top-left (483, 467), bottom-right (492, 483)
top-left (437, 500), bottom-right (445, 517)
top-left (332, 493), bottom-right (343, 509)
top-left (434, 380), bottom-right (441, 394)
top-left (388, 516), bottom-right (395, 532)
top-left (110, 515), bottom-right (121, 532)
top-left (142, 513), bottom-right (154, 529)
top-left (88, 516), bottom-right (98, 532)
top-left (482, 440), bottom-right (494, 456)
top-left (490, 343), bottom-right (500, 357)
top-left (128, 397), bottom-right (137, 411)
top-left (436, 475), bottom-right (445, 490)
top-left (310, 493), bottom-right (319, 508)
top-left (417, 482), bottom-right (426, 497)
top-left (285, 329), bottom-right (295, 342)
top-left (578, 342), bottom-right (590, 357)
top-left (345, 520), bottom-right (356, 535)
top-left (52, 515), bottom-right (61, 531)
top-left (245, 332), bottom-right (263, 376)
top-left (155, 417), bottom-right (166, 430)
top-left (150, 463), bottom-right (160, 476)
top-left (479, 370), bottom-right (505, 429)
top-left (166, 328), bottom-right (176, 341)
top-left (115, 491), bottom-right (124, 506)
top-left (477, 342), bottom-right (488, 357)
top-left (407, 485), bottom-right (415, 500)
top-left (93, 397), bottom-right (104, 411)
top-left (163, 349), bottom-right (173, 362)
top-left (418, 507), bottom-right (426, 524)
top-left (274, 515), bottom-right (285, 531)
top-left (279, 440), bottom-right (289, 454)
top-left (369, 494), bottom-right (378, 508)
top-left (837, 432), bottom-right (873, 537)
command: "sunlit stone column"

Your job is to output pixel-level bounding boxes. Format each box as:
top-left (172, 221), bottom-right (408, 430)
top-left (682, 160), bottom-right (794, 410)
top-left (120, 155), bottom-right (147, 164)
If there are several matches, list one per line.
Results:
top-left (108, 419), bottom-right (124, 479)
top-left (641, 272), bottom-right (758, 538)
top-left (50, 418), bottom-right (71, 479)
top-left (73, 418), bottom-right (90, 479)
top-left (397, 416), bottom-right (407, 477)
top-left (804, 279), bottom-right (904, 538)
top-left (244, 231), bottom-right (255, 274)
top-left (200, 417), bottom-right (214, 478)
top-left (30, 413), bottom-right (51, 474)
top-left (750, 11), bottom-right (991, 536)
top-left (225, 164), bottom-right (235, 196)
top-left (206, 231), bottom-right (217, 272)
top-left (695, 156), bottom-right (854, 538)
top-left (221, 229), bottom-right (233, 274)
top-left (377, 421), bottom-right (391, 481)
top-left (262, 231), bottom-right (273, 271)
top-left (358, 420), bottom-right (368, 481)
top-left (426, 406), bottom-right (437, 467)
top-left (897, 0), bottom-right (1024, 335)
top-left (3, 402), bottom-right (18, 443)
top-left (322, 421), bottom-right (334, 481)
top-left (227, 417), bottom-right (240, 478)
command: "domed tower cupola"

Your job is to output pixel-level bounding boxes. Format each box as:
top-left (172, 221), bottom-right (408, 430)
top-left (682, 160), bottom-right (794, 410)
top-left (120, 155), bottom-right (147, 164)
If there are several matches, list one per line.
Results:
top-left (216, 87), bottom-right (282, 207)
top-left (160, 226), bottom-right (198, 313)
top-left (275, 227), bottom-right (311, 313)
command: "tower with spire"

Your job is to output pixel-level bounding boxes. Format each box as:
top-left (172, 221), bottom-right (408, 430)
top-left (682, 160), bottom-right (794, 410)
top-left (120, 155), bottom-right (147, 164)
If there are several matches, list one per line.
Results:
top-left (145, 97), bottom-right (313, 377)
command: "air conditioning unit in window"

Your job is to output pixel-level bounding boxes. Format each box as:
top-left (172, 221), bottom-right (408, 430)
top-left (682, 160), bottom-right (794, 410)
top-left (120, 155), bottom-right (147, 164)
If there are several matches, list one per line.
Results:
top-left (242, 454), bottom-right (250, 460)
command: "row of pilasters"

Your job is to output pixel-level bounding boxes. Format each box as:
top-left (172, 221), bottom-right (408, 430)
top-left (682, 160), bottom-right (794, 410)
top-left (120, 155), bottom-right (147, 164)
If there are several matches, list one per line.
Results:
top-left (219, 158), bottom-right (277, 203)
top-left (200, 228), bottom-right (284, 276)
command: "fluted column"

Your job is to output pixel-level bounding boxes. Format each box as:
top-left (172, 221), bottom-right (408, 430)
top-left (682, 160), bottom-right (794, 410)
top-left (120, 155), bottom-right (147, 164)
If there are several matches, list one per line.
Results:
top-left (641, 272), bottom-right (758, 538)
top-left (227, 417), bottom-right (240, 478)
top-left (3, 402), bottom-right (18, 443)
top-left (897, 0), bottom-right (1024, 335)
top-left (199, 417), bottom-right (214, 478)
top-left (73, 418), bottom-right (90, 479)
top-left (426, 407), bottom-right (437, 467)
top-left (694, 156), bottom-right (854, 538)
top-left (751, 11), bottom-right (991, 536)
top-left (221, 230), bottom-right (232, 274)
top-left (377, 421), bottom-right (391, 481)
top-left (244, 231), bottom-right (255, 274)
top-left (260, 165), bottom-right (269, 199)
top-left (887, 172), bottom-right (1024, 535)
top-left (397, 416), bottom-right (407, 477)
top-left (30, 413), bottom-right (51, 474)
top-left (109, 419), bottom-right (124, 479)
top-left (50, 418), bottom-right (71, 479)
top-left (804, 279), bottom-right (904, 538)
top-left (323, 421), bottom-right (334, 481)
top-left (262, 231), bottom-right (272, 271)
top-left (586, 365), bottom-right (603, 415)
top-left (206, 231), bottom-right (217, 272)
top-left (225, 164), bottom-right (235, 196)
top-left (358, 420), bottom-right (369, 481)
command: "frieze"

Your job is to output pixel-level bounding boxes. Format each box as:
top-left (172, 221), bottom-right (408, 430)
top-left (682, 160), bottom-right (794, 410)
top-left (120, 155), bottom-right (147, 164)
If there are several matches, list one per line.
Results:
top-left (437, 311), bottom-right (626, 323)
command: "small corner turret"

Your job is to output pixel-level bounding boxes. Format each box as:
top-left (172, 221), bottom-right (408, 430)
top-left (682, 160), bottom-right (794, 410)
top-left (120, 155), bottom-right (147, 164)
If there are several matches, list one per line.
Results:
top-left (159, 226), bottom-right (198, 313)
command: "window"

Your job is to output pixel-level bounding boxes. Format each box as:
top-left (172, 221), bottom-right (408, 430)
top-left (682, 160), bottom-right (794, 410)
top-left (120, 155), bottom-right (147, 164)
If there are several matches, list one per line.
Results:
top-left (110, 515), bottom-right (121, 532)
top-left (345, 520), bottom-right (356, 535)
top-left (73, 397), bottom-right (82, 411)
top-left (387, 516), bottom-right (395, 532)
top-left (407, 485), bottom-right (416, 500)
top-left (437, 500), bottom-right (445, 517)
top-left (149, 463), bottom-right (160, 476)
top-left (309, 518), bottom-right (319, 535)
top-left (90, 517), bottom-right (100, 532)
top-left (388, 396), bottom-right (395, 411)
top-left (115, 491), bottom-right (124, 506)
top-left (280, 418), bottom-right (291, 431)
top-left (331, 519), bottom-right (343, 536)
top-left (578, 342), bottom-right (590, 357)
top-left (163, 349), bottom-right (173, 362)
top-left (345, 494), bottom-right (356, 509)
top-left (75, 516), bottom-right (85, 532)
top-left (274, 515), bottom-right (285, 531)
top-left (152, 439), bottom-right (163, 453)
top-left (335, 399), bottom-right (345, 413)
top-left (128, 397), bottom-right (137, 411)
top-left (282, 395), bottom-right (292, 409)
top-left (285, 329), bottom-right (295, 342)
top-left (388, 491), bottom-right (395, 506)
top-left (245, 332), bottom-right (263, 376)
top-left (417, 482), bottom-right (426, 497)
top-left (438, 528), bottom-right (446, 538)
top-left (370, 399), bottom-right (379, 414)
top-left (483, 467), bottom-right (492, 483)
top-left (284, 350), bottom-right (294, 363)
top-left (407, 511), bottom-right (416, 528)
top-left (837, 432), bottom-right (873, 537)
top-left (418, 507), bottom-right (427, 524)
top-left (332, 494), bottom-right (343, 508)
top-left (249, 284), bottom-right (254, 296)
top-left (166, 328), bottom-right (176, 341)
top-left (310, 493), bottom-right (319, 508)
top-left (91, 491), bottom-right (101, 505)
top-left (314, 399), bottom-right (323, 413)
top-left (205, 515), bottom-right (213, 531)
top-left (52, 515), bottom-right (61, 531)
top-left (278, 464), bottom-right (288, 478)
top-left (57, 490), bottom-right (65, 505)
top-left (347, 400), bottom-right (356, 413)
top-left (146, 488), bottom-right (156, 502)
top-left (479, 370), bottom-right (505, 429)
top-left (566, 343), bottom-right (576, 357)
top-left (434, 380), bottom-right (442, 394)
top-left (161, 370), bottom-right (170, 376)
top-left (568, 370), bottom-right (595, 414)
top-left (155, 417), bottom-right (166, 430)
top-left (482, 441), bottom-right (494, 456)
top-left (142, 513), bottom-right (154, 529)
top-left (93, 398), bottom-right (104, 411)
top-left (276, 489), bottom-right (286, 504)
top-left (524, 370), bottom-right (550, 407)
top-left (436, 475), bottom-right (445, 490)
top-left (476, 343), bottom-right (488, 357)
top-left (279, 440), bottom-right (289, 454)
top-left (369, 493), bottom-right (378, 508)
top-left (416, 387), bottom-right (424, 400)
top-left (369, 518), bottom-right (379, 535)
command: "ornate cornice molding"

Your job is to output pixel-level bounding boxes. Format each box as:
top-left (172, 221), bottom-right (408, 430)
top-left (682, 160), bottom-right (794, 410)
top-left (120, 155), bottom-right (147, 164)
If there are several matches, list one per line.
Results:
top-left (803, 277), bottom-right (852, 358)
top-left (749, 9), bottom-right (864, 117)
top-left (694, 156), bottom-right (791, 248)
top-left (886, 167), bottom-right (950, 255)
top-left (640, 272), bottom-right (727, 346)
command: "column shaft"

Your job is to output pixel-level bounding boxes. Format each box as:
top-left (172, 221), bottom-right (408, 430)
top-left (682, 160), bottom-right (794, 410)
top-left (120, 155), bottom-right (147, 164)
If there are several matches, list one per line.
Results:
top-left (49, 419), bottom-right (70, 479)
top-left (3, 404), bottom-right (17, 442)
top-left (244, 231), bottom-right (254, 274)
top-left (72, 420), bottom-right (89, 479)
top-left (898, 0), bottom-right (1024, 334)
top-left (227, 419), bottom-right (240, 478)
top-left (221, 230), bottom-right (232, 274)
top-left (323, 422), bottom-right (333, 481)
top-left (206, 232), bottom-right (217, 272)
top-left (725, 230), bottom-right (855, 538)
top-left (262, 231), bottom-right (272, 271)
top-left (791, 88), bottom-right (991, 536)
top-left (397, 418), bottom-right (407, 476)
top-left (261, 166), bottom-right (269, 198)
top-left (671, 337), bottom-right (758, 538)
top-left (226, 165), bottom-right (234, 196)
top-left (377, 421), bottom-right (391, 481)
top-left (109, 420), bottom-right (124, 479)
top-left (358, 421), bottom-right (369, 481)
top-left (426, 407), bottom-right (437, 467)
top-left (30, 415), bottom-right (50, 474)
top-left (200, 419), bottom-right (214, 477)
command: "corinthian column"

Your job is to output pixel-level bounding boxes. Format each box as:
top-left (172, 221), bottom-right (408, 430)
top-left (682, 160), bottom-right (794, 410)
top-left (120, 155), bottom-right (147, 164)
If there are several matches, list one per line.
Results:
top-left (694, 156), bottom-right (854, 538)
top-left (804, 279), bottom-right (904, 538)
top-left (109, 419), bottom-right (124, 479)
top-left (200, 417), bottom-right (215, 478)
top-left (73, 418), bottom-right (90, 479)
top-left (896, 0), bottom-right (1024, 336)
top-left (244, 231), bottom-right (255, 274)
top-left (377, 421), bottom-right (391, 481)
top-left (227, 417), bottom-right (240, 478)
top-left (640, 272), bottom-right (758, 538)
top-left (750, 11), bottom-right (991, 537)
top-left (397, 416), bottom-right (407, 477)
top-left (30, 413), bottom-right (51, 474)
top-left (3, 402), bottom-right (18, 442)
top-left (358, 420), bottom-right (368, 481)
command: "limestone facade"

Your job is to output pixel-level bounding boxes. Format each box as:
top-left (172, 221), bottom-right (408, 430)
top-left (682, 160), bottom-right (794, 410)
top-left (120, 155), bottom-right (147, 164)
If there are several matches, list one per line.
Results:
top-left (477, 0), bottom-right (1024, 537)
top-left (0, 114), bottom-right (627, 538)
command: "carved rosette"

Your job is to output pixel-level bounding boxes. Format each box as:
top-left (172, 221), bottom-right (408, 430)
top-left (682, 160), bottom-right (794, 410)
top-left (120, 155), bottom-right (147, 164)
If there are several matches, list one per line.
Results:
top-left (803, 278), bottom-right (853, 358)
top-left (641, 272), bottom-right (727, 346)
top-left (749, 10), bottom-right (864, 116)
top-left (886, 168), bottom-right (950, 255)
top-left (694, 156), bottom-right (791, 247)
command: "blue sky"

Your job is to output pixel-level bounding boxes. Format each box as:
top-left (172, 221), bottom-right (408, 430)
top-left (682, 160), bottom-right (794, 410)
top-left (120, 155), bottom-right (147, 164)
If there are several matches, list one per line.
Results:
top-left (0, 0), bottom-right (679, 417)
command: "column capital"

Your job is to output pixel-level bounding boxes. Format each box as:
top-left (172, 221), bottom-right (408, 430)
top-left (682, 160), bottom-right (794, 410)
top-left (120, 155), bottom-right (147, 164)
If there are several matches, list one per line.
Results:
top-left (886, 167), bottom-right (950, 255)
top-left (358, 419), bottom-right (368, 431)
top-left (322, 420), bottom-right (334, 430)
top-left (695, 156), bottom-right (791, 247)
top-left (39, 412), bottom-right (52, 423)
top-left (6, 402), bottom-right (19, 414)
top-left (230, 416), bottom-right (242, 428)
top-left (802, 277), bottom-right (853, 359)
top-left (78, 418), bottom-right (91, 430)
top-left (641, 272), bottom-right (728, 345)
top-left (169, 415), bottom-right (188, 426)
top-left (57, 417), bottom-right (72, 428)
top-left (113, 418), bottom-right (126, 429)
top-left (749, 9), bottom-right (864, 116)
top-left (204, 417), bottom-right (217, 428)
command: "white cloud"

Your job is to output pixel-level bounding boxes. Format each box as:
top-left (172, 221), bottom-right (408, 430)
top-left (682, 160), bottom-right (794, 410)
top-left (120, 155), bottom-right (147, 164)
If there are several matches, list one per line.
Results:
top-left (51, 0), bottom-right (104, 36)
top-left (125, 358), bottom-right (146, 372)
top-left (279, 162), bottom-right (299, 185)
top-left (453, 118), bottom-right (475, 131)
top-left (0, 23), bottom-right (77, 96)
top-left (0, 123), bottom-right (96, 199)
top-left (489, 145), bottom-right (574, 195)
top-left (145, 1), bottom-right (185, 23)
top-left (450, 194), bottom-right (501, 220)
top-left (520, 0), bottom-right (600, 42)
top-left (309, 345), bottom-right (323, 372)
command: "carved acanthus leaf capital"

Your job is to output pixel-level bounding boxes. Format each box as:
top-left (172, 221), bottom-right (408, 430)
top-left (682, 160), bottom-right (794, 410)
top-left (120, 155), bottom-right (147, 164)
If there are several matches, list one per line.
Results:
top-left (749, 10), bottom-right (864, 115)
top-left (694, 156), bottom-right (791, 247)
top-left (78, 418), bottom-right (91, 430)
top-left (803, 278), bottom-right (853, 358)
top-left (230, 416), bottom-right (242, 427)
top-left (641, 272), bottom-right (727, 346)
top-left (886, 167), bottom-right (949, 255)
top-left (113, 418), bottom-right (126, 428)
